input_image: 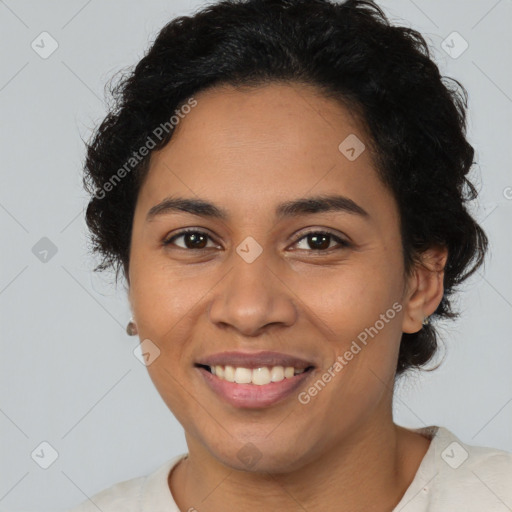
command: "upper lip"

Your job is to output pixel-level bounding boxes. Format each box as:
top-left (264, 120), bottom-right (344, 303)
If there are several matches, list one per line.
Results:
top-left (195, 351), bottom-right (316, 370)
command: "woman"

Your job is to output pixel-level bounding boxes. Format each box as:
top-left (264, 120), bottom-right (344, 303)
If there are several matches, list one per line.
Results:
top-left (70, 0), bottom-right (512, 510)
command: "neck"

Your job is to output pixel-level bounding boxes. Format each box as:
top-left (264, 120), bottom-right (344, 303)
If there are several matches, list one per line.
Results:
top-left (169, 415), bottom-right (430, 512)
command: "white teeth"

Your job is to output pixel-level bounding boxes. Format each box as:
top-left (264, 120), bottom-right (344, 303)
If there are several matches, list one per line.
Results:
top-left (224, 365), bottom-right (235, 382)
top-left (234, 367), bottom-right (252, 384)
top-left (252, 367), bottom-right (271, 386)
top-left (284, 366), bottom-right (294, 379)
top-left (206, 364), bottom-right (309, 385)
top-left (270, 366), bottom-right (284, 382)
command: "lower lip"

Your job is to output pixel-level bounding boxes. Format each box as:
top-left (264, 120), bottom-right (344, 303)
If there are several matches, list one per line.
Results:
top-left (196, 367), bottom-right (313, 409)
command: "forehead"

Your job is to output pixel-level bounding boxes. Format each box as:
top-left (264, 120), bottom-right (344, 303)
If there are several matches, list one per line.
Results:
top-left (136, 82), bottom-right (395, 223)
top-left (164, 82), bottom-right (369, 163)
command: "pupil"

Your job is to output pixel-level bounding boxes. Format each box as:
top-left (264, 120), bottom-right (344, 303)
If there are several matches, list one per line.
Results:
top-left (309, 234), bottom-right (330, 250)
top-left (186, 233), bottom-right (207, 249)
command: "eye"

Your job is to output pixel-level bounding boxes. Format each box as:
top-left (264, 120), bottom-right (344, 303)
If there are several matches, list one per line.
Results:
top-left (162, 228), bottom-right (351, 252)
top-left (163, 229), bottom-right (218, 250)
top-left (291, 230), bottom-right (350, 252)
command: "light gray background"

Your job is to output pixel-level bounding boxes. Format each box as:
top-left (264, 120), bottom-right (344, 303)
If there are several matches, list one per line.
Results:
top-left (1, 1), bottom-right (511, 510)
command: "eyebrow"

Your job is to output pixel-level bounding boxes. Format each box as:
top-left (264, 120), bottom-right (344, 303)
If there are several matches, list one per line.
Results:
top-left (146, 194), bottom-right (369, 222)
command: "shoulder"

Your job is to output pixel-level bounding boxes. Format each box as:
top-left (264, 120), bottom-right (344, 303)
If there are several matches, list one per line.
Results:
top-left (395, 425), bottom-right (512, 511)
top-left (435, 425), bottom-right (512, 477)
top-left (427, 426), bottom-right (512, 510)
top-left (66, 454), bottom-right (186, 512)
top-left (449, 433), bottom-right (512, 497)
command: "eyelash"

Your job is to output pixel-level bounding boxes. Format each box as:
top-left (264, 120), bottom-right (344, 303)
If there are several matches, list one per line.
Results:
top-left (162, 228), bottom-right (351, 253)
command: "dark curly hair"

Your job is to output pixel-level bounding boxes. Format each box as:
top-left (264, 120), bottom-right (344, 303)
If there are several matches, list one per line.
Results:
top-left (83, 0), bottom-right (488, 378)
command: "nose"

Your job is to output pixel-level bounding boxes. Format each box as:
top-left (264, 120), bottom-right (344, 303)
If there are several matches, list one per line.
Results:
top-left (208, 254), bottom-right (298, 337)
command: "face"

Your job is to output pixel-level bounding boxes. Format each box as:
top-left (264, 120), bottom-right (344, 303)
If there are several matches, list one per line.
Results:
top-left (128, 82), bottom-right (415, 472)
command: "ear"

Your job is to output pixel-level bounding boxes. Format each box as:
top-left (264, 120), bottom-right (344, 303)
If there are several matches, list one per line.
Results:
top-left (402, 245), bottom-right (448, 334)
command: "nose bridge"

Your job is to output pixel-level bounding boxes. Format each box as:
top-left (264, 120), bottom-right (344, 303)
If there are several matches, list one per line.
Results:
top-left (208, 249), bottom-right (297, 335)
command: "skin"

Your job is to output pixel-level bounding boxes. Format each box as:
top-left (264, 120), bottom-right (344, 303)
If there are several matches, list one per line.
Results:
top-left (127, 82), bottom-right (448, 511)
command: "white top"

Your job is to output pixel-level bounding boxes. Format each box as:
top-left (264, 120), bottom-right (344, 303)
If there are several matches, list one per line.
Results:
top-left (67, 425), bottom-right (512, 511)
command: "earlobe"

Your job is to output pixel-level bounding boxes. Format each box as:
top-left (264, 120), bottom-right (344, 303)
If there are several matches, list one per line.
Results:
top-left (401, 246), bottom-right (448, 334)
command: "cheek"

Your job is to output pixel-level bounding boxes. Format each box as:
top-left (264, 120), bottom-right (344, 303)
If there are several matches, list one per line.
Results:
top-left (294, 259), bottom-right (403, 337)
top-left (298, 278), bottom-right (402, 440)
top-left (129, 269), bottom-right (202, 413)
top-left (130, 255), bottom-right (205, 335)
top-left (292, 261), bottom-right (404, 404)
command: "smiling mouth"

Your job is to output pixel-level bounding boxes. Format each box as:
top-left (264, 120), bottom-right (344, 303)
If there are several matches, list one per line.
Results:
top-left (195, 364), bottom-right (315, 386)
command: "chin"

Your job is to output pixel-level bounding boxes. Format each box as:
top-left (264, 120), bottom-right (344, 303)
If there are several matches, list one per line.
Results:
top-left (203, 432), bottom-right (316, 474)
